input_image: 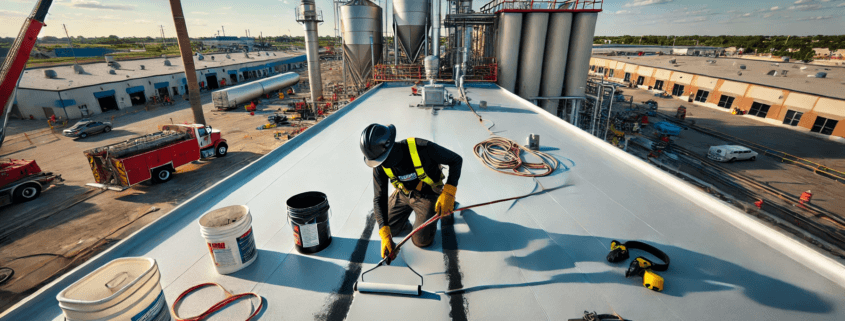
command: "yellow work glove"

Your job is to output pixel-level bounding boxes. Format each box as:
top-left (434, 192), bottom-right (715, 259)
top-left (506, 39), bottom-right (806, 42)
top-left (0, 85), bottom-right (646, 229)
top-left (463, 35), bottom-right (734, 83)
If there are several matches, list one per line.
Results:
top-left (379, 226), bottom-right (398, 264)
top-left (435, 184), bottom-right (457, 217)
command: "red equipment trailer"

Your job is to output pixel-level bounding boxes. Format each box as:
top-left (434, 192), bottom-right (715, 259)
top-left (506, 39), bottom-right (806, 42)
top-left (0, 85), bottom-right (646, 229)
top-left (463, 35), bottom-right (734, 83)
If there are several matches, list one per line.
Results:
top-left (0, 159), bottom-right (62, 207)
top-left (84, 124), bottom-right (227, 191)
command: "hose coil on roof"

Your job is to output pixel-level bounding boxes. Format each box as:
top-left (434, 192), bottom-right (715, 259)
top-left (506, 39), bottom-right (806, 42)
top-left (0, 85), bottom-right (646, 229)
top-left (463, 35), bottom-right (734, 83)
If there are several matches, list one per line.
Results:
top-left (473, 136), bottom-right (558, 177)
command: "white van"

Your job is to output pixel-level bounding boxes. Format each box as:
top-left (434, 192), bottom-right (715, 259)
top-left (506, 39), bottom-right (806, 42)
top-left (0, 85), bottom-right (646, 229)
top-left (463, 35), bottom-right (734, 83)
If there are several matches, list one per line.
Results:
top-left (707, 145), bottom-right (758, 163)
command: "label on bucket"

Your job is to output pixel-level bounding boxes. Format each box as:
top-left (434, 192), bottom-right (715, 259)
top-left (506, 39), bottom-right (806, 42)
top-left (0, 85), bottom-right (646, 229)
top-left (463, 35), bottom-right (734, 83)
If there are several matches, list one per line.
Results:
top-left (300, 223), bottom-right (320, 248)
top-left (237, 227), bottom-right (257, 264)
top-left (132, 290), bottom-right (170, 321)
top-left (208, 242), bottom-right (236, 267)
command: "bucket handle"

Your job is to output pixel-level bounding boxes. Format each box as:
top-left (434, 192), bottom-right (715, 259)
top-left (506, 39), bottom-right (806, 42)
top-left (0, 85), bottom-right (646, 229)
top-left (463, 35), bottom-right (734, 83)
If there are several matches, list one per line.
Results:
top-left (105, 272), bottom-right (129, 293)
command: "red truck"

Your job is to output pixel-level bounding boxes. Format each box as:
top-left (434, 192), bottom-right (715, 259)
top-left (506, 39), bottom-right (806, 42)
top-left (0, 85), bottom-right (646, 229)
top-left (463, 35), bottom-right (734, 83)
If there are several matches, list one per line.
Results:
top-left (0, 159), bottom-right (63, 207)
top-left (84, 124), bottom-right (228, 191)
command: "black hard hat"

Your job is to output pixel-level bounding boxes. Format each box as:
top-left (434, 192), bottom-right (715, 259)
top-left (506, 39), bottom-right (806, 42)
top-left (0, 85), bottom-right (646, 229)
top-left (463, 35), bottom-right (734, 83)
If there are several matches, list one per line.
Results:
top-left (360, 123), bottom-right (396, 168)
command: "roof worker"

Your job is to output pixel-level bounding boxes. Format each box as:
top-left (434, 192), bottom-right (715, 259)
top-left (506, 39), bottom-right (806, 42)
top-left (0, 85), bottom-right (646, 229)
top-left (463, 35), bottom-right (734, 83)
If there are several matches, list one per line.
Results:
top-left (360, 124), bottom-right (463, 264)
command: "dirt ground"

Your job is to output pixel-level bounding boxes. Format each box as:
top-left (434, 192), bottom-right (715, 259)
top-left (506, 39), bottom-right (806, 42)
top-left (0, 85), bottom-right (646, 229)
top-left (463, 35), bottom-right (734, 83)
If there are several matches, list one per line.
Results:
top-left (0, 60), bottom-right (345, 312)
top-left (620, 86), bottom-right (845, 223)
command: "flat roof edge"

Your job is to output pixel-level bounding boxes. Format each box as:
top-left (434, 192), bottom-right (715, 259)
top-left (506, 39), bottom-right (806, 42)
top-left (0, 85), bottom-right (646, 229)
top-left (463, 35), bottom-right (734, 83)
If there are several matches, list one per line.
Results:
top-left (0, 84), bottom-right (385, 319)
top-left (494, 86), bottom-right (845, 289)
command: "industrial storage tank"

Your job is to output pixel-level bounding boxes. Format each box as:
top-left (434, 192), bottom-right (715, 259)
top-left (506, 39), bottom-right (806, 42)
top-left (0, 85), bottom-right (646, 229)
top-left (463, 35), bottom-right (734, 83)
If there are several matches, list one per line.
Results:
top-left (539, 12), bottom-right (573, 113)
top-left (496, 12), bottom-right (523, 92)
top-left (516, 12), bottom-right (549, 99)
top-left (562, 12), bottom-right (598, 98)
top-left (393, 0), bottom-right (429, 63)
top-left (341, 0), bottom-right (383, 87)
top-left (212, 72), bottom-right (300, 110)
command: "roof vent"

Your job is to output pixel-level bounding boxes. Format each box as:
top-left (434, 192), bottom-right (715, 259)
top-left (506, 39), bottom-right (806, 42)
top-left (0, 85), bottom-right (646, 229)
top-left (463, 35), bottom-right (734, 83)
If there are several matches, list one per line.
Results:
top-left (668, 59), bottom-right (676, 64)
top-left (766, 70), bottom-right (776, 76)
top-left (273, 53), bottom-right (276, 56)
top-left (225, 54), bottom-right (231, 59)
top-left (73, 64), bottom-right (84, 74)
top-left (266, 52), bottom-right (270, 56)
top-left (109, 70), bottom-right (117, 75)
top-left (739, 65), bottom-right (746, 70)
top-left (211, 56), bottom-right (215, 60)
top-left (44, 69), bottom-right (58, 78)
top-left (105, 56), bottom-right (115, 63)
top-left (164, 60), bottom-right (172, 66)
top-left (140, 65), bottom-right (146, 70)
top-left (815, 72), bottom-right (827, 78)
top-left (108, 62), bottom-right (121, 69)
top-left (737, 71), bottom-right (742, 76)
top-left (197, 54), bottom-right (205, 60)
top-left (782, 57), bottom-right (790, 62)
top-left (706, 60), bottom-right (716, 64)
top-left (780, 70), bottom-right (788, 77)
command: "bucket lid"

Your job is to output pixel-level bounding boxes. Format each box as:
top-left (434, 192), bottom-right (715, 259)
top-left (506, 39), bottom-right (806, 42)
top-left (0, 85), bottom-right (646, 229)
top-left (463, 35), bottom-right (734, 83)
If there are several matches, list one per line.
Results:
top-left (199, 205), bottom-right (249, 228)
top-left (57, 257), bottom-right (156, 306)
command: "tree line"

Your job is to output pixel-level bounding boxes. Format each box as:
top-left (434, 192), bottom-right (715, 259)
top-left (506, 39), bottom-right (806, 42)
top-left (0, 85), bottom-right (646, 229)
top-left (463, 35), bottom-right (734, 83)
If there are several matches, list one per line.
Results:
top-left (594, 35), bottom-right (845, 60)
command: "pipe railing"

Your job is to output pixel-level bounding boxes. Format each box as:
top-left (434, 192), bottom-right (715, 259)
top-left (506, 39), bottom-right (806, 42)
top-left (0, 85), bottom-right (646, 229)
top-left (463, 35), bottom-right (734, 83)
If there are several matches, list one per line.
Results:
top-left (479, 0), bottom-right (603, 13)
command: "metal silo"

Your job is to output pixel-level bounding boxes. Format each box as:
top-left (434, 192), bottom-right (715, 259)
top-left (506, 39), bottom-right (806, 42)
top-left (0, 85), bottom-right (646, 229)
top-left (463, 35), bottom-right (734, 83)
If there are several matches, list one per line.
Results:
top-left (539, 12), bottom-right (573, 113)
top-left (393, 0), bottom-right (429, 63)
top-left (516, 12), bottom-right (549, 99)
top-left (496, 12), bottom-right (522, 93)
top-left (341, 0), bottom-right (383, 87)
top-left (563, 12), bottom-right (598, 98)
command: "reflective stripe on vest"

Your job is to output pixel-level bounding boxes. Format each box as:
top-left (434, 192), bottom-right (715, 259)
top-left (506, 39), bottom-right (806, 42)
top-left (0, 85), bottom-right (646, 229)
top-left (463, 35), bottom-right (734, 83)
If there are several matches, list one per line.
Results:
top-left (382, 137), bottom-right (444, 194)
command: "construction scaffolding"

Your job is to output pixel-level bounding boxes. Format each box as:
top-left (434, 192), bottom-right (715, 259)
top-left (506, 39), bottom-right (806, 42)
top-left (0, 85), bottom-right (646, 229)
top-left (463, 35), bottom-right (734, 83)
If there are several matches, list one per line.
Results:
top-left (373, 60), bottom-right (497, 83)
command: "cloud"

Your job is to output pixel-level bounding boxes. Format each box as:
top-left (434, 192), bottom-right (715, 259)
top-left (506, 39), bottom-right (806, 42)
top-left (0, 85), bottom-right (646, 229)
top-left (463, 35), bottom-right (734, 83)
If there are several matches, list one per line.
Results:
top-left (0, 10), bottom-right (26, 17)
top-left (770, 6), bottom-right (780, 11)
top-left (838, 3), bottom-right (845, 7)
top-left (612, 10), bottom-right (637, 14)
top-left (221, 7), bottom-right (232, 10)
top-left (762, 13), bottom-right (776, 18)
top-left (788, 4), bottom-right (825, 10)
top-left (624, 0), bottom-right (673, 7)
top-left (742, 13), bottom-right (752, 17)
top-left (65, 0), bottom-right (134, 11)
top-left (672, 16), bottom-right (708, 23)
top-left (798, 15), bottom-right (833, 20)
top-left (191, 11), bottom-right (210, 15)
top-left (794, 0), bottom-right (813, 3)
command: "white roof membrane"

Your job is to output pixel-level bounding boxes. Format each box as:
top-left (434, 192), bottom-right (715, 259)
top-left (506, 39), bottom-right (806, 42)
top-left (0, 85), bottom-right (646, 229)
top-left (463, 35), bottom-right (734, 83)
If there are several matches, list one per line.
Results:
top-left (3, 83), bottom-right (845, 321)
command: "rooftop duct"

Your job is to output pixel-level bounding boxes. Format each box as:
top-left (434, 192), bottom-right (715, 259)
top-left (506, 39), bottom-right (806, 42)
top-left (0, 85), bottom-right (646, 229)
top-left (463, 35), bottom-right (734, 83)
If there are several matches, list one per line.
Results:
top-left (739, 65), bottom-right (746, 70)
top-left (815, 72), bottom-right (827, 78)
top-left (109, 70), bottom-right (117, 75)
top-left (164, 60), bottom-right (172, 66)
top-left (73, 64), bottom-right (85, 74)
top-left (44, 70), bottom-right (57, 79)
top-left (140, 65), bottom-right (146, 70)
top-left (197, 53), bottom-right (205, 60)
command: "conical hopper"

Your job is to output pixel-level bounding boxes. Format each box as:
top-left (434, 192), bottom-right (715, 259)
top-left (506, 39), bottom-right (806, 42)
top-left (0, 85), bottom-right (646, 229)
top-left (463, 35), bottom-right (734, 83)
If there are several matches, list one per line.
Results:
top-left (393, 0), bottom-right (429, 63)
top-left (341, 0), bottom-right (383, 85)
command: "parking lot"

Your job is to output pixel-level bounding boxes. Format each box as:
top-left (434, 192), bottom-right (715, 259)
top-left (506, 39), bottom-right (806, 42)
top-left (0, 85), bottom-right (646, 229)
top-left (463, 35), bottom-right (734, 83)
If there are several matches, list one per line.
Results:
top-left (0, 63), bottom-right (340, 311)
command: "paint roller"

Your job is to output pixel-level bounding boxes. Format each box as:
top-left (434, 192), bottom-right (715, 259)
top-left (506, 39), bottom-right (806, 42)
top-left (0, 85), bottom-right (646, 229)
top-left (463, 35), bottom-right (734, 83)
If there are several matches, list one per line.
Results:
top-left (355, 185), bottom-right (563, 296)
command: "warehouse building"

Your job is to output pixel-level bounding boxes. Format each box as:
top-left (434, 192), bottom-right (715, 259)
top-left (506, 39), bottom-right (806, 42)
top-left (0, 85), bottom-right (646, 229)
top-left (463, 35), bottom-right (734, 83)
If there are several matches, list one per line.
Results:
top-left (11, 51), bottom-right (306, 120)
top-left (589, 55), bottom-right (845, 140)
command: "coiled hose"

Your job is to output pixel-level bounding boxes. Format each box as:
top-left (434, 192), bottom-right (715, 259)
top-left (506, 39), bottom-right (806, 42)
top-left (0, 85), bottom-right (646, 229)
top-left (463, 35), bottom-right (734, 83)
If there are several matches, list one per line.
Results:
top-left (473, 136), bottom-right (558, 177)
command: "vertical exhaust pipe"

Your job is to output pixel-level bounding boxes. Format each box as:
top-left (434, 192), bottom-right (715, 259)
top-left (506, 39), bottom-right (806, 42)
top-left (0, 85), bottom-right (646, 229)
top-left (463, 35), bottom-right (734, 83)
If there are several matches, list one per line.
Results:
top-left (425, 0), bottom-right (441, 83)
top-left (297, 0), bottom-right (323, 111)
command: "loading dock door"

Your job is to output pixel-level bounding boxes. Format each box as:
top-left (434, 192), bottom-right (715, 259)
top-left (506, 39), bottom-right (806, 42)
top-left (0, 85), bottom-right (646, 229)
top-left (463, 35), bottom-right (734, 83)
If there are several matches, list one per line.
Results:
top-left (126, 86), bottom-right (147, 106)
top-left (94, 90), bottom-right (119, 112)
top-left (206, 74), bottom-right (219, 90)
top-left (97, 96), bottom-right (119, 112)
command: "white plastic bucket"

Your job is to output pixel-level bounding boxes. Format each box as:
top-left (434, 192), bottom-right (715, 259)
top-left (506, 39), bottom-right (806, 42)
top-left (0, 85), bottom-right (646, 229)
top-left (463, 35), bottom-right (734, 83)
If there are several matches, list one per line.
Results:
top-left (57, 257), bottom-right (171, 321)
top-left (198, 205), bottom-right (258, 274)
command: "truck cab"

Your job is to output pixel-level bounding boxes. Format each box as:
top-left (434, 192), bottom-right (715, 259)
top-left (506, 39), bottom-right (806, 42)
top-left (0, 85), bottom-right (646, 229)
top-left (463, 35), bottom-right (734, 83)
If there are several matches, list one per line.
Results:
top-left (161, 124), bottom-right (227, 158)
top-left (1, 159), bottom-right (62, 207)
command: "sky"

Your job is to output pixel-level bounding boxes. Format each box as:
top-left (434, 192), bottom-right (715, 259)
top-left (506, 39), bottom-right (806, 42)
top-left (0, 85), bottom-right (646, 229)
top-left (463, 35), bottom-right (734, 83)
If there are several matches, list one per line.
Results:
top-left (1, 0), bottom-right (844, 39)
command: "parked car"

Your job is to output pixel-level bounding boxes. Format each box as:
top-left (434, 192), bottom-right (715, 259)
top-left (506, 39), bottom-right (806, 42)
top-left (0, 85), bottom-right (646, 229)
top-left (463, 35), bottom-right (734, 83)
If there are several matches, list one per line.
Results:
top-left (63, 119), bottom-right (112, 139)
top-left (707, 145), bottom-right (758, 163)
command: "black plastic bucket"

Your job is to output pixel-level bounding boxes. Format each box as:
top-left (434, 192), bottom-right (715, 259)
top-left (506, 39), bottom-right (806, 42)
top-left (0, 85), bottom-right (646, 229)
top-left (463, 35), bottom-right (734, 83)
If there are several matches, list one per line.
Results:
top-left (287, 191), bottom-right (332, 254)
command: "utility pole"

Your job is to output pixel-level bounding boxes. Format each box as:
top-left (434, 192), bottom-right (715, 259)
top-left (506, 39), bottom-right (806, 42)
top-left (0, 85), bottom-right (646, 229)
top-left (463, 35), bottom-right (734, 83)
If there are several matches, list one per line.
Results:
top-left (62, 24), bottom-right (79, 65)
top-left (168, 0), bottom-right (206, 125)
top-left (160, 25), bottom-right (166, 48)
top-left (222, 25), bottom-right (226, 36)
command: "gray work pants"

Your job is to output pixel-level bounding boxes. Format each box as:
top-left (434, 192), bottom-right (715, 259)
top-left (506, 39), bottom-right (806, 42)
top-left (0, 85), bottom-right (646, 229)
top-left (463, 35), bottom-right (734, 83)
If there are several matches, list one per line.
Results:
top-left (386, 190), bottom-right (437, 247)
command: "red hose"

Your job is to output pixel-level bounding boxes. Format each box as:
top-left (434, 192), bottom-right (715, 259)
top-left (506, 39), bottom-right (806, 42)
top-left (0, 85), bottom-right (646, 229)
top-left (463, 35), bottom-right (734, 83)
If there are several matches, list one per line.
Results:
top-left (171, 283), bottom-right (263, 321)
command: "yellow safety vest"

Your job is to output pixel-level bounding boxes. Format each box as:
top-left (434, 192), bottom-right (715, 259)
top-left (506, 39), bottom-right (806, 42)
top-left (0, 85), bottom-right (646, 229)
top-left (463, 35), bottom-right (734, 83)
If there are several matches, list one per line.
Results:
top-left (382, 137), bottom-right (444, 195)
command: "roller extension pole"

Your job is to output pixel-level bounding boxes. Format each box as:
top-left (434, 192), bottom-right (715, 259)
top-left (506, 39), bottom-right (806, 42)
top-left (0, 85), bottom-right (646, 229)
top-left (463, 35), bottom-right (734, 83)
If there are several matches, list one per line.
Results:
top-left (169, 0), bottom-right (206, 125)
